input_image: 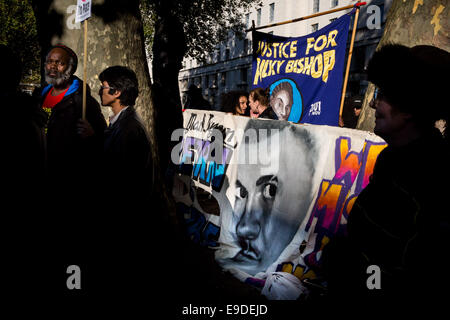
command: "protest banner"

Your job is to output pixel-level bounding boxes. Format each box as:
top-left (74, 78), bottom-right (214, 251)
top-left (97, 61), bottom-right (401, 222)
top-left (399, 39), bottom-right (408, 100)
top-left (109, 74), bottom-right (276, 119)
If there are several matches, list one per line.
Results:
top-left (172, 110), bottom-right (386, 298)
top-left (251, 12), bottom-right (352, 125)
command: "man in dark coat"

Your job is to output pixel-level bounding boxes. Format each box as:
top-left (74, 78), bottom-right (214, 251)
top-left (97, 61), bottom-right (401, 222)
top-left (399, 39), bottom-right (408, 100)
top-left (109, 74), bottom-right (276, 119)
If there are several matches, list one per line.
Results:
top-left (35, 45), bottom-right (106, 298)
top-left (38, 44), bottom-right (106, 186)
top-left (78, 65), bottom-right (160, 297)
top-left (184, 84), bottom-right (211, 111)
top-left (321, 44), bottom-right (450, 312)
top-left (1, 44), bottom-right (49, 299)
top-left (96, 66), bottom-right (152, 199)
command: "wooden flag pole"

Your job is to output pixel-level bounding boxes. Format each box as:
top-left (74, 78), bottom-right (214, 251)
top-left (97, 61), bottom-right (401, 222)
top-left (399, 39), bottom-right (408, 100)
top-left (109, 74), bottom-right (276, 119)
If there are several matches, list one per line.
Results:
top-left (82, 19), bottom-right (88, 120)
top-left (339, 5), bottom-right (362, 119)
top-left (247, 3), bottom-right (357, 32)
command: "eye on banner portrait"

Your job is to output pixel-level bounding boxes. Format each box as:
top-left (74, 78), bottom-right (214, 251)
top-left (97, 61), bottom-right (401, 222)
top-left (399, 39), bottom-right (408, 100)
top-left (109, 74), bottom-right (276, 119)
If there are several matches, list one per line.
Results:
top-left (251, 11), bottom-right (352, 126)
top-left (172, 110), bottom-right (386, 298)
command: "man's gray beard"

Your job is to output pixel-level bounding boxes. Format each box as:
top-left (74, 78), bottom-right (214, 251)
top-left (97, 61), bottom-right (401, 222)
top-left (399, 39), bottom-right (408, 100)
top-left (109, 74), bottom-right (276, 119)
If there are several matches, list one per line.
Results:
top-left (45, 68), bottom-right (72, 87)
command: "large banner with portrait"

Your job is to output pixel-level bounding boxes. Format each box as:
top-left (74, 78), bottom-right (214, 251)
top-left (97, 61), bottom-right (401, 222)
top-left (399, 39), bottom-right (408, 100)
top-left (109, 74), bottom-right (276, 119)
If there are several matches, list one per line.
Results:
top-left (172, 110), bottom-right (386, 298)
top-left (251, 11), bottom-right (352, 126)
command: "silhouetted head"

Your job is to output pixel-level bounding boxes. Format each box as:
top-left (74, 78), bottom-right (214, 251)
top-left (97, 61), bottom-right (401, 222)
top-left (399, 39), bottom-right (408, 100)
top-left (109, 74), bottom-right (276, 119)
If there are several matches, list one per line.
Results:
top-left (0, 44), bottom-right (22, 92)
top-left (368, 44), bottom-right (449, 143)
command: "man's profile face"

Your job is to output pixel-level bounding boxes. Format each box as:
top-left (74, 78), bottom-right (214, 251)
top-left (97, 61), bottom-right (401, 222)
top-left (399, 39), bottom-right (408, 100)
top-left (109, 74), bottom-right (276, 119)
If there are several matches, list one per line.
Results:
top-left (248, 93), bottom-right (260, 115)
top-left (372, 95), bottom-right (409, 143)
top-left (45, 48), bottom-right (71, 87)
top-left (99, 81), bottom-right (116, 107)
top-left (231, 128), bottom-right (314, 275)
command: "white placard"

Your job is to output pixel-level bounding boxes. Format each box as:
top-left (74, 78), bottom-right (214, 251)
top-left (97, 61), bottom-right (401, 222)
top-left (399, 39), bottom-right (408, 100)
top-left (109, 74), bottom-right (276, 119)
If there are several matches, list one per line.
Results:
top-left (75, 0), bottom-right (91, 23)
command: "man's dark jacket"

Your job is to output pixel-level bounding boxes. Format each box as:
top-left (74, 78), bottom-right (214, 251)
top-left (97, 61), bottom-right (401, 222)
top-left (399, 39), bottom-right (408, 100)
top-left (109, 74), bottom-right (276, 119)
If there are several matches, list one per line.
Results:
top-left (322, 128), bottom-right (450, 309)
top-left (96, 106), bottom-right (155, 295)
top-left (258, 106), bottom-right (278, 120)
top-left (34, 76), bottom-right (107, 296)
top-left (103, 106), bottom-right (152, 185)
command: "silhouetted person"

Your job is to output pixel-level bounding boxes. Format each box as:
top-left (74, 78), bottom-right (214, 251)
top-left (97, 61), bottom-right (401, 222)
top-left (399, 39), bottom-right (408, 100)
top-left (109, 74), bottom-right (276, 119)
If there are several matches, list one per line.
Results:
top-left (184, 84), bottom-right (211, 111)
top-left (322, 44), bottom-right (450, 311)
top-left (96, 66), bottom-right (153, 206)
top-left (1, 44), bottom-right (47, 200)
top-left (341, 95), bottom-right (362, 129)
top-left (0, 43), bottom-right (50, 297)
top-left (78, 66), bottom-right (165, 297)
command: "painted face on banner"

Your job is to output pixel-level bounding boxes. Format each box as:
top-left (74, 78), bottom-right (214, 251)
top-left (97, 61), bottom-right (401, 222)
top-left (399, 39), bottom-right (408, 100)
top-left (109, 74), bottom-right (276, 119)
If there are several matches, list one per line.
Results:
top-left (230, 125), bottom-right (315, 275)
top-left (270, 81), bottom-right (294, 121)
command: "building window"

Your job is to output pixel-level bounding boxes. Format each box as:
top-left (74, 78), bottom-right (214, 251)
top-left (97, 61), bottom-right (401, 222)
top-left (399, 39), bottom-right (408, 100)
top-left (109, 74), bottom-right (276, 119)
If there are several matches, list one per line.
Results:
top-left (245, 13), bottom-right (250, 29)
top-left (225, 48), bottom-right (230, 60)
top-left (379, 4), bottom-right (385, 21)
top-left (331, 0), bottom-right (338, 8)
top-left (241, 68), bottom-right (248, 83)
top-left (243, 39), bottom-right (249, 54)
top-left (311, 23), bottom-right (319, 32)
top-left (220, 72), bottom-right (226, 86)
top-left (209, 74), bottom-right (217, 88)
top-left (269, 3), bottom-right (275, 22)
top-left (313, 0), bottom-right (320, 13)
top-left (239, 67), bottom-right (249, 90)
top-left (257, 8), bottom-right (261, 26)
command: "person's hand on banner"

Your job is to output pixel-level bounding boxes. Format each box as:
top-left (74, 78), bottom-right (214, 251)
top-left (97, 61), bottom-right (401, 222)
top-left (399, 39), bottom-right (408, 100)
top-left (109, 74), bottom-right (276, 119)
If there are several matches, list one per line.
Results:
top-left (77, 119), bottom-right (95, 138)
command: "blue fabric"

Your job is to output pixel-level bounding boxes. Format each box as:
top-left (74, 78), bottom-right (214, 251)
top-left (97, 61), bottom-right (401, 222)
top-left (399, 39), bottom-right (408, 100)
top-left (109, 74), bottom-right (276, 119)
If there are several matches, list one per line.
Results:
top-left (251, 11), bottom-right (352, 126)
top-left (41, 78), bottom-right (80, 97)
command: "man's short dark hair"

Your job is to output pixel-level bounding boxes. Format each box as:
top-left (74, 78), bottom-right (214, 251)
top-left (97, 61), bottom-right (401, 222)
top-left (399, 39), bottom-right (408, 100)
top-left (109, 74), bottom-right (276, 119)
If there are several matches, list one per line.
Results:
top-left (99, 66), bottom-right (139, 106)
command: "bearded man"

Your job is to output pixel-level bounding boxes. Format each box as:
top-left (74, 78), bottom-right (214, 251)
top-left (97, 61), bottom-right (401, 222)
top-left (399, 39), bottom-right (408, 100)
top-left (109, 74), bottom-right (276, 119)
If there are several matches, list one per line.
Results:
top-left (38, 45), bottom-right (106, 248)
top-left (39, 45), bottom-right (106, 181)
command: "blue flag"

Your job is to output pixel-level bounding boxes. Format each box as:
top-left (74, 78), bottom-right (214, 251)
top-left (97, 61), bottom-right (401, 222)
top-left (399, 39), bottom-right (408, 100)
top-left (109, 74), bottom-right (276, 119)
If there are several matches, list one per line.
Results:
top-left (251, 11), bottom-right (353, 125)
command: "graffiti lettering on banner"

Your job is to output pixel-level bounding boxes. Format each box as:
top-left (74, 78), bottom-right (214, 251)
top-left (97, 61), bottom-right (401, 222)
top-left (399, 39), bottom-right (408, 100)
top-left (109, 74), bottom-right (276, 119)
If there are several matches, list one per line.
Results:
top-left (176, 112), bottom-right (235, 192)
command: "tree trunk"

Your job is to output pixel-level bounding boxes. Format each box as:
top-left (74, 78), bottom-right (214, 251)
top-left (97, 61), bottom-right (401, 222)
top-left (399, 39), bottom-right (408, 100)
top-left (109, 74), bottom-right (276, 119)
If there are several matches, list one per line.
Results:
top-left (151, 8), bottom-right (186, 173)
top-left (357, 0), bottom-right (449, 132)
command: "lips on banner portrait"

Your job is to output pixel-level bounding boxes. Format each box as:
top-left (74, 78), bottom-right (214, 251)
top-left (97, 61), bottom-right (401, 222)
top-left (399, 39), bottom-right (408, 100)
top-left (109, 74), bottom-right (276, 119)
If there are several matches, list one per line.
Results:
top-left (172, 109), bottom-right (387, 298)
